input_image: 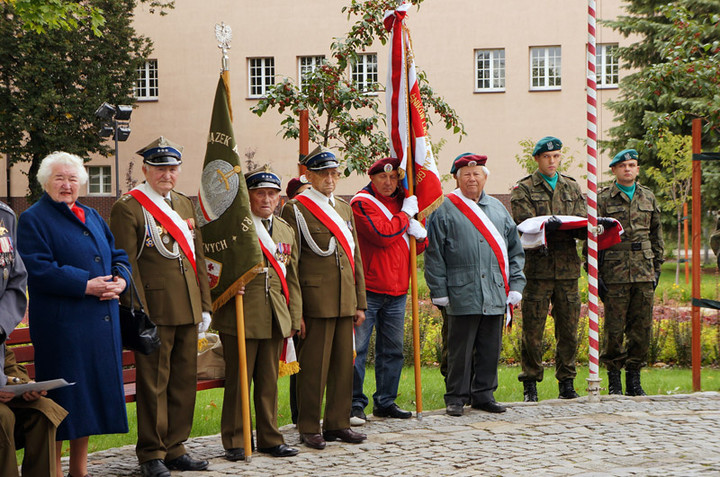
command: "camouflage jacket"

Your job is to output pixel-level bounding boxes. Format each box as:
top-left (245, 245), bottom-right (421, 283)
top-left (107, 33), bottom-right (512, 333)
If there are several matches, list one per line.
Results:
top-left (510, 170), bottom-right (586, 280)
top-left (597, 182), bottom-right (664, 284)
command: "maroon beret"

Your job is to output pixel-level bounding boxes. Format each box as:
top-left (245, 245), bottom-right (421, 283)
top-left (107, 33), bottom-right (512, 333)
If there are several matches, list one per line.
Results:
top-left (285, 175), bottom-right (309, 199)
top-left (368, 157), bottom-right (401, 176)
top-left (450, 153), bottom-right (488, 174)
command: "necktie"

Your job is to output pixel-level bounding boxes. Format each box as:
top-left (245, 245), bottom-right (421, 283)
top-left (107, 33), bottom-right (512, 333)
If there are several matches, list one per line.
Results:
top-left (262, 218), bottom-right (271, 233)
top-left (70, 204), bottom-right (85, 223)
top-left (164, 197), bottom-right (172, 209)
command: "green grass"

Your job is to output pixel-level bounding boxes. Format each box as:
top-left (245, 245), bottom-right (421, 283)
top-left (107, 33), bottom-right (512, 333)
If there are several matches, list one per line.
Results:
top-left (73, 364), bottom-right (720, 456)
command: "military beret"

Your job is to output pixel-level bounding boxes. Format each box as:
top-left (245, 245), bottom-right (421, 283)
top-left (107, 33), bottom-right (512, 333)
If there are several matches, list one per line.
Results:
top-left (368, 157), bottom-right (401, 175)
top-left (450, 153), bottom-right (487, 175)
top-left (245, 165), bottom-right (281, 190)
top-left (532, 136), bottom-right (562, 156)
top-left (137, 136), bottom-right (183, 166)
top-left (300, 145), bottom-right (339, 171)
top-left (609, 149), bottom-right (639, 167)
top-left (286, 175), bottom-right (309, 198)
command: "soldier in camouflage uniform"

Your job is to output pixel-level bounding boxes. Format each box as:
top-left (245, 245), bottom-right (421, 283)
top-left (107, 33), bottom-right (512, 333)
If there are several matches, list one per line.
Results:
top-left (598, 149), bottom-right (664, 396)
top-left (510, 136), bottom-right (586, 402)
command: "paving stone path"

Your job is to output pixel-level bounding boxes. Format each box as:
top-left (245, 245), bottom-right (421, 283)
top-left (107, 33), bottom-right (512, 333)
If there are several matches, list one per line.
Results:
top-left (80, 392), bottom-right (720, 476)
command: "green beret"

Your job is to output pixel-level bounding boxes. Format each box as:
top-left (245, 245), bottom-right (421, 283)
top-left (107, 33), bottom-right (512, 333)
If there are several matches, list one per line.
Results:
top-left (532, 136), bottom-right (562, 156)
top-left (609, 149), bottom-right (639, 167)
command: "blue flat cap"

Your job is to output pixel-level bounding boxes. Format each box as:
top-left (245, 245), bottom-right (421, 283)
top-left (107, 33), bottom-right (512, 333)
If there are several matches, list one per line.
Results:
top-left (245, 165), bottom-right (282, 190)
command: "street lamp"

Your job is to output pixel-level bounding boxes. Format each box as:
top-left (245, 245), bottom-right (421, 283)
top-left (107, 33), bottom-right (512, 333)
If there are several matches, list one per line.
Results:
top-left (95, 102), bottom-right (133, 198)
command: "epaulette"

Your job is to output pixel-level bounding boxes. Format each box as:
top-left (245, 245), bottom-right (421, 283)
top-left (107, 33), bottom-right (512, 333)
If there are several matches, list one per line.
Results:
top-left (560, 173), bottom-right (577, 182)
top-left (120, 194), bottom-right (133, 202)
top-left (274, 215), bottom-right (290, 227)
top-left (0, 201), bottom-right (14, 215)
top-left (173, 190), bottom-right (190, 198)
top-left (336, 196), bottom-right (349, 205)
top-left (518, 174), bottom-right (532, 182)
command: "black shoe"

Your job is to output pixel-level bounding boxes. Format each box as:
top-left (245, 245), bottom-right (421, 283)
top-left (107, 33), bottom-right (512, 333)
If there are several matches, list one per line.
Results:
top-left (299, 433), bottom-right (326, 450)
top-left (224, 447), bottom-right (245, 462)
top-left (373, 403), bottom-right (412, 419)
top-left (258, 443), bottom-right (299, 457)
top-left (625, 369), bottom-right (647, 396)
top-left (446, 403), bottom-right (464, 416)
top-left (558, 379), bottom-right (579, 399)
top-left (323, 428), bottom-right (367, 443)
top-left (607, 370), bottom-right (623, 395)
top-left (165, 454), bottom-right (209, 471)
top-left (472, 400), bottom-right (506, 413)
top-left (523, 381), bottom-right (538, 402)
top-left (350, 407), bottom-right (367, 426)
top-left (140, 459), bottom-right (170, 477)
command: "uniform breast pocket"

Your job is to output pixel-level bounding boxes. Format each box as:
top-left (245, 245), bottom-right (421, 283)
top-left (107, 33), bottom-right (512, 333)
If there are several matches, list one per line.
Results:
top-left (604, 205), bottom-right (625, 220)
top-left (637, 203), bottom-right (654, 228)
top-left (309, 229), bottom-right (333, 249)
top-left (530, 193), bottom-right (551, 215)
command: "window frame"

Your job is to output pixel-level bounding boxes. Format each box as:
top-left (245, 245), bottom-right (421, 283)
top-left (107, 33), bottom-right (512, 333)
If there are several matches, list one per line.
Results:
top-left (596, 43), bottom-right (619, 89)
top-left (248, 57), bottom-right (276, 99)
top-left (474, 48), bottom-right (506, 93)
top-left (298, 55), bottom-right (325, 91)
top-left (529, 46), bottom-right (562, 91)
top-left (86, 165), bottom-right (112, 196)
top-left (350, 52), bottom-right (379, 94)
top-left (134, 59), bottom-right (158, 101)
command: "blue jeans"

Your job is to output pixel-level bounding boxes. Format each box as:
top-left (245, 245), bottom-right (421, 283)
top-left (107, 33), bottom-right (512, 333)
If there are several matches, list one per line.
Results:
top-left (352, 291), bottom-right (407, 410)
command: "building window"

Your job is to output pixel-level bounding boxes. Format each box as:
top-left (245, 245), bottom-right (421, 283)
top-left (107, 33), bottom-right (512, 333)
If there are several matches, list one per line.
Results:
top-left (530, 46), bottom-right (561, 91)
top-left (596, 44), bottom-right (619, 89)
top-left (475, 49), bottom-right (505, 92)
top-left (87, 166), bottom-right (112, 195)
top-left (298, 56), bottom-right (325, 91)
top-left (248, 57), bottom-right (275, 98)
top-left (351, 53), bottom-right (378, 92)
top-left (135, 60), bottom-right (158, 100)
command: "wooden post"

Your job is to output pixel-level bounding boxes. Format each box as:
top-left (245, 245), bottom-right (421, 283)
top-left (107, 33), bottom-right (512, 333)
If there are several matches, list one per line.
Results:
top-left (234, 294), bottom-right (253, 461)
top-left (299, 109), bottom-right (309, 176)
top-left (684, 202), bottom-right (690, 284)
top-left (691, 118), bottom-right (702, 392)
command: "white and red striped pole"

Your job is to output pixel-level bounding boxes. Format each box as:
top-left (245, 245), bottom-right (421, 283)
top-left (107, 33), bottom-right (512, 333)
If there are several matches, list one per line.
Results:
top-left (586, 0), bottom-right (601, 401)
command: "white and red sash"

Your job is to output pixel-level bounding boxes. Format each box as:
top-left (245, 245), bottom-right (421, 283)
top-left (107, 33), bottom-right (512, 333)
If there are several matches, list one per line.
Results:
top-left (447, 190), bottom-right (512, 318)
top-left (128, 183), bottom-right (197, 274)
top-left (350, 190), bottom-right (409, 250)
top-left (296, 188), bottom-right (356, 274)
top-left (253, 215), bottom-right (290, 305)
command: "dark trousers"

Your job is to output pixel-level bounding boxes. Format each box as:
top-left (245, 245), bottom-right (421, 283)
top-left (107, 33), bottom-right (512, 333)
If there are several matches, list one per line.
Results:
top-left (444, 313), bottom-right (503, 407)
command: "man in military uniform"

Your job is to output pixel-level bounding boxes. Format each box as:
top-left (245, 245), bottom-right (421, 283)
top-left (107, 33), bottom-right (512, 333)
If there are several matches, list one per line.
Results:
top-left (213, 166), bottom-right (300, 461)
top-left (598, 149), bottom-right (664, 396)
top-left (281, 146), bottom-right (367, 450)
top-left (110, 137), bottom-right (212, 477)
top-left (511, 136), bottom-right (586, 402)
top-left (0, 201), bottom-right (68, 477)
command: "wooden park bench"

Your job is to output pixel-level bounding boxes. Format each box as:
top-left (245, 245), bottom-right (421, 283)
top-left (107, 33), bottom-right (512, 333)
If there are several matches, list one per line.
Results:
top-left (6, 327), bottom-right (224, 403)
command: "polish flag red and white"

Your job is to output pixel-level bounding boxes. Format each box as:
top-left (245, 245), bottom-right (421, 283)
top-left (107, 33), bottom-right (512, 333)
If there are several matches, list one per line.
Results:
top-left (384, 4), bottom-right (443, 221)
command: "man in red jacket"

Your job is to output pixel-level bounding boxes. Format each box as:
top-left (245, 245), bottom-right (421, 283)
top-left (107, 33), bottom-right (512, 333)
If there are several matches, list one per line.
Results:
top-left (350, 157), bottom-right (427, 425)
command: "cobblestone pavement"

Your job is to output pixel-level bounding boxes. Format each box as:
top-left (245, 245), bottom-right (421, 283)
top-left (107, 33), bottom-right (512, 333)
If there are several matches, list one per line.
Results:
top-left (80, 392), bottom-right (720, 476)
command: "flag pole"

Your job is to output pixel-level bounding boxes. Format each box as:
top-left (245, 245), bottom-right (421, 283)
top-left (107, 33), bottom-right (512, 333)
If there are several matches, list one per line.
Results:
top-left (403, 25), bottom-right (423, 421)
top-left (585, 1), bottom-right (601, 402)
top-left (217, 23), bottom-right (253, 461)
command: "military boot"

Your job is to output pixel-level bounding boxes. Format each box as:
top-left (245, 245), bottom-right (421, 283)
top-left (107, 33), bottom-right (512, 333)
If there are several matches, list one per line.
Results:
top-left (607, 370), bottom-right (623, 395)
top-left (558, 379), bottom-right (579, 399)
top-left (625, 369), bottom-right (647, 396)
top-left (523, 381), bottom-right (538, 402)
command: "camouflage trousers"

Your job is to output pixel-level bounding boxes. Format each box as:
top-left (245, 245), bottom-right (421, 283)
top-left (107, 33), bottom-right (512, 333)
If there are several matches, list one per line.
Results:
top-left (600, 282), bottom-right (654, 371)
top-left (518, 279), bottom-right (580, 382)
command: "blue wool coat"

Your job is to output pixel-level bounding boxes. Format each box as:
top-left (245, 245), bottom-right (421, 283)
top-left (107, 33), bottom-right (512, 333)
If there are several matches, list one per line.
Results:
top-left (17, 193), bottom-right (130, 440)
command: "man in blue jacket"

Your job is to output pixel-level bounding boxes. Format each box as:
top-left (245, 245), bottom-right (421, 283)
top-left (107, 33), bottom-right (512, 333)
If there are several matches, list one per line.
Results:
top-left (425, 154), bottom-right (525, 416)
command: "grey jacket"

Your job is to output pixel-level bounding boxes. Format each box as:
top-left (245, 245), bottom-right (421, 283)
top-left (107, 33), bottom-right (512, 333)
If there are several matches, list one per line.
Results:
top-left (425, 191), bottom-right (526, 316)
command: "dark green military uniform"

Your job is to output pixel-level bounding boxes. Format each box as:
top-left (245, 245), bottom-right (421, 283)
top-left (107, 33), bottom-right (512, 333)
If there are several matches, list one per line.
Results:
top-left (511, 170), bottom-right (586, 383)
top-left (597, 182), bottom-right (664, 372)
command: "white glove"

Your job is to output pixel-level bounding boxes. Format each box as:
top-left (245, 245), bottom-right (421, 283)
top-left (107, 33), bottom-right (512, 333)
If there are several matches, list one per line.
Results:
top-left (407, 219), bottom-right (427, 241)
top-left (432, 296), bottom-right (449, 307)
top-left (401, 195), bottom-right (419, 217)
top-left (198, 311), bottom-right (211, 334)
top-left (506, 291), bottom-right (522, 306)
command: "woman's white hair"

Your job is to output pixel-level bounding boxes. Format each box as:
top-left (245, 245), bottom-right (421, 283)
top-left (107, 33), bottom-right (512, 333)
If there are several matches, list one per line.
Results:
top-left (37, 151), bottom-right (89, 190)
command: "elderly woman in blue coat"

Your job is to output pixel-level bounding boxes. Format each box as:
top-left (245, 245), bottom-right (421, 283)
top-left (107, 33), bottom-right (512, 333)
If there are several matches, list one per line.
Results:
top-left (18, 151), bottom-right (130, 477)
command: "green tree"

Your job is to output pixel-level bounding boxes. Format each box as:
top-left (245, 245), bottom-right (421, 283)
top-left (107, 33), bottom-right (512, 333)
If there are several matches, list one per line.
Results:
top-left (252, 0), bottom-right (465, 176)
top-left (645, 131), bottom-right (692, 284)
top-left (602, 0), bottom-right (720, 209)
top-left (0, 0), bottom-right (153, 201)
